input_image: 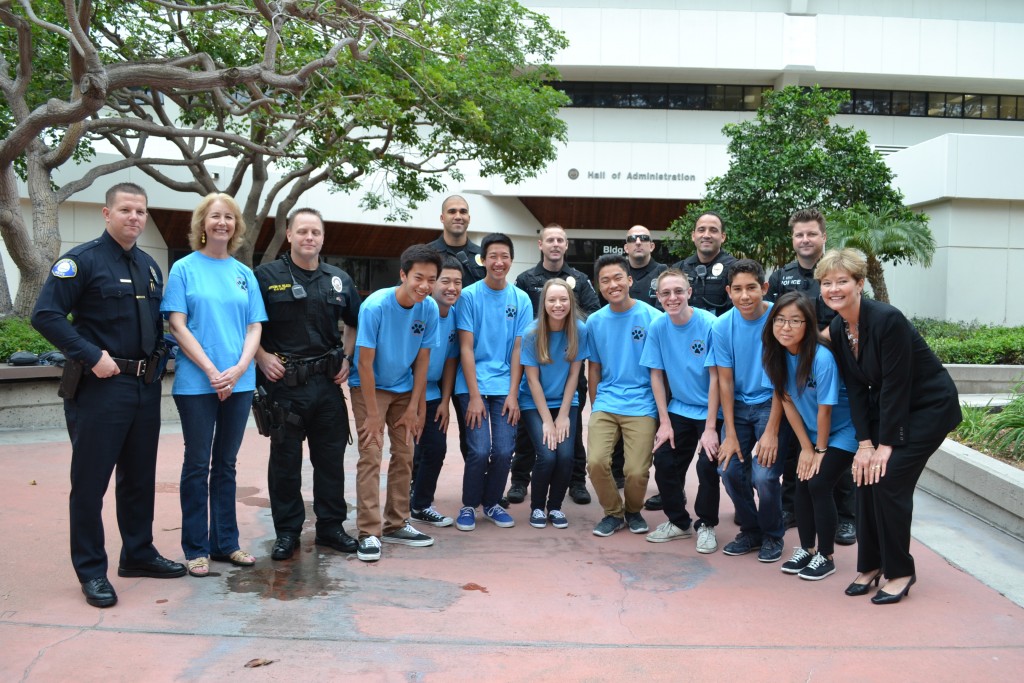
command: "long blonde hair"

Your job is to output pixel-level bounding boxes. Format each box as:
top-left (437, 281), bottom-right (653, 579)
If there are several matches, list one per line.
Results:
top-left (532, 278), bottom-right (580, 364)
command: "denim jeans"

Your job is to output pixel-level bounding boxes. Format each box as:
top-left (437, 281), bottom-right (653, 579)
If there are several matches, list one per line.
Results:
top-left (521, 406), bottom-right (578, 511)
top-left (718, 399), bottom-right (785, 540)
top-left (174, 391), bottom-right (253, 560)
top-left (412, 398), bottom-right (449, 511)
top-left (458, 394), bottom-right (518, 509)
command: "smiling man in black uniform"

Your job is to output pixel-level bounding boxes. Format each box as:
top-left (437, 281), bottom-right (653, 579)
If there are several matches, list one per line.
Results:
top-left (254, 208), bottom-right (361, 561)
top-left (32, 182), bottom-right (186, 608)
top-left (427, 195), bottom-right (486, 286)
top-left (673, 211), bottom-right (736, 318)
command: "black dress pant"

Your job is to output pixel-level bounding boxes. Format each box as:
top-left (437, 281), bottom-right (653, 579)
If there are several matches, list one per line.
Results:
top-left (267, 374), bottom-right (350, 536)
top-left (65, 373), bottom-right (162, 582)
top-left (509, 367), bottom-right (588, 488)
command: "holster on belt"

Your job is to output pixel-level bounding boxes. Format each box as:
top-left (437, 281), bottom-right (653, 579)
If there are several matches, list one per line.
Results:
top-left (143, 345), bottom-right (170, 385)
top-left (252, 386), bottom-right (273, 437)
top-left (58, 357), bottom-right (85, 399)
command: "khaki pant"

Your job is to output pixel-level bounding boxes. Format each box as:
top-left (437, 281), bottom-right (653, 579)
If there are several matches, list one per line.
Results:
top-left (350, 387), bottom-right (414, 539)
top-left (586, 411), bottom-right (656, 518)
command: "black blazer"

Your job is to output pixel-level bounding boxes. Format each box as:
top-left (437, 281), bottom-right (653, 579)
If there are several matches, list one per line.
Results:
top-left (829, 298), bottom-right (962, 447)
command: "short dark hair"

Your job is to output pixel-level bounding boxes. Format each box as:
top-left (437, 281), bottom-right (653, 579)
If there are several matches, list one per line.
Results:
top-left (788, 208), bottom-right (825, 231)
top-left (288, 207), bottom-right (324, 228)
top-left (400, 244), bottom-right (443, 277)
top-left (440, 254), bottom-right (464, 276)
top-left (441, 194), bottom-right (469, 212)
top-left (694, 210), bottom-right (724, 231)
top-left (594, 253), bottom-right (629, 279)
top-left (105, 182), bottom-right (147, 207)
top-left (481, 232), bottom-right (514, 259)
top-left (727, 258), bottom-right (765, 286)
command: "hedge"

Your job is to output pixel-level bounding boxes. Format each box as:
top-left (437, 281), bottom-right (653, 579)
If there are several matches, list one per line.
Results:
top-left (0, 317), bottom-right (55, 362)
top-left (912, 318), bottom-right (1024, 365)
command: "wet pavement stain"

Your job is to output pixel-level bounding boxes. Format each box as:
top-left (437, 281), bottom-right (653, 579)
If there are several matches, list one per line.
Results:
top-left (462, 583), bottom-right (489, 594)
top-left (225, 544), bottom-right (351, 601)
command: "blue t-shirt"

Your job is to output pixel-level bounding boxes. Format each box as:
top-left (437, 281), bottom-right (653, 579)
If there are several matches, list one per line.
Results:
top-left (587, 300), bottom-right (659, 418)
top-left (519, 318), bottom-right (590, 410)
top-left (455, 281), bottom-right (533, 395)
top-left (350, 287), bottom-right (440, 393)
top-left (640, 308), bottom-right (716, 421)
top-left (762, 344), bottom-right (858, 452)
top-left (426, 306), bottom-right (460, 402)
top-left (709, 303), bottom-right (774, 405)
top-left (161, 251), bottom-right (267, 396)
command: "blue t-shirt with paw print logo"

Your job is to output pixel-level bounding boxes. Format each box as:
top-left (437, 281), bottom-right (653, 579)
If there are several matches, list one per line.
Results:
top-left (586, 300), bottom-right (659, 417)
top-left (455, 280), bottom-right (533, 395)
top-left (350, 286), bottom-right (439, 393)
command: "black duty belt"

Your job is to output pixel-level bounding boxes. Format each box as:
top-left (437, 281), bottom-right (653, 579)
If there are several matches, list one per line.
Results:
top-left (112, 357), bottom-right (148, 377)
top-left (284, 356), bottom-right (331, 376)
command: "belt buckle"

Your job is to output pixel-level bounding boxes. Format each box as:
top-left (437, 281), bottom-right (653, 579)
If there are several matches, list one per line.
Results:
top-left (134, 360), bottom-right (147, 376)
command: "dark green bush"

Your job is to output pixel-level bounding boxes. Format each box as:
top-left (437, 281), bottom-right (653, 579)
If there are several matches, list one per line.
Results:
top-left (0, 317), bottom-right (55, 361)
top-left (912, 318), bottom-right (1024, 365)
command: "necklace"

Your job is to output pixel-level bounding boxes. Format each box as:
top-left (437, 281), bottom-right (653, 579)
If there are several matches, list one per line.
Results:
top-left (845, 320), bottom-right (859, 351)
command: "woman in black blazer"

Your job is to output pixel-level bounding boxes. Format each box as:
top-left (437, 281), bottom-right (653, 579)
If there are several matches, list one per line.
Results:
top-left (816, 249), bottom-right (961, 604)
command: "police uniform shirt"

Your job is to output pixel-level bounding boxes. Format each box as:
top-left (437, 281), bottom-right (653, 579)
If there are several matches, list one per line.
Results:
top-left (674, 250), bottom-right (737, 317)
top-left (254, 256), bottom-right (361, 358)
top-left (426, 235), bottom-right (486, 286)
top-left (32, 231), bottom-right (162, 366)
top-left (625, 260), bottom-right (667, 309)
top-left (766, 259), bottom-right (836, 331)
top-left (515, 263), bottom-right (601, 317)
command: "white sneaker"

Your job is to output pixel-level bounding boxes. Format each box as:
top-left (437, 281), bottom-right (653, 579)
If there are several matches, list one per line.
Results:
top-left (645, 521), bottom-right (692, 543)
top-left (696, 525), bottom-right (718, 554)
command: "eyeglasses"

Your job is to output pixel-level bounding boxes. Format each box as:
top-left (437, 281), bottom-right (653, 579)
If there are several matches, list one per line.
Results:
top-left (625, 234), bottom-right (652, 243)
top-left (773, 318), bottom-right (806, 328)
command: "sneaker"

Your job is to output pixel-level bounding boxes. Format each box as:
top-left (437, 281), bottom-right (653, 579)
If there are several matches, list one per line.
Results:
top-left (781, 547), bottom-right (813, 574)
top-left (798, 552), bottom-right (837, 581)
top-left (357, 536), bottom-right (381, 562)
top-left (835, 520), bottom-right (857, 546)
top-left (483, 504), bottom-right (515, 528)
top-left (456, 506), bottom-right (476, 532)
top-left (625, 511), bottom-right (649, 534)
top-left (696, 524), bottom-right (718, 554)
top-left (411, 506), bottom-right (454, 528)
top-left (646, 520), bottom-right (692, 543)
top-left (722, 531), bottom-right (762, 556)
top-left (593, 515), bottom-right (625, 537)
top-left (506, 483), bottom-right (527, 504)
top-left (758, 537), bottom-right (785, 563)
top-left (569, 484), bottom-right (591, 505)
top-left (548, 510), bottom-right (569, 529)
top-left (530, 508), bottom-right (547, 528)
top-left (382, 522), bottom-right (434, 547)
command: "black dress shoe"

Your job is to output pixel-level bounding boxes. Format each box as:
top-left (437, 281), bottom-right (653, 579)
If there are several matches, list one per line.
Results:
top-left (872, 574), bottom-right (916, 605)
top-left (272, 535), bottom-right (300, 561)
top-left (845, 572), bottom-right (882, 596)
top-left (644, 494), bottom-right (663, 511)
top-left (315, 528), bottom-right (358, 554)
top-left (506, 483), bottom-right (527, 504)
top-left (782, 510), bottom-right (797, 530)
top-left (570, 484), bottom-right (591, 505)
top-left (81, 577), bottom-right (117, 608)
top-left (834, 520), bottom-right (857, 546)
top-left (118, 555), bottom-right (187, 579)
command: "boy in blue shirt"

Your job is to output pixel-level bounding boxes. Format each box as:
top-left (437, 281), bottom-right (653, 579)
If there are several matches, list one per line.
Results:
top-left (350, 245), bottom-right (442, 562)
top-left (410, 256), bottom-right (464, 528)
top-left (712, 259), bottom-right (785, 562)
top-left (455, 233), bottom-right (533, 531)
top-left (586, 254), bottom-right (660, 537)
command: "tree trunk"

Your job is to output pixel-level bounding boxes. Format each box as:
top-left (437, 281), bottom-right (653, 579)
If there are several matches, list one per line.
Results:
top-left (866, 255), bottom-right (889, 303)
top-left (0, 248), bottom-right (13, 317)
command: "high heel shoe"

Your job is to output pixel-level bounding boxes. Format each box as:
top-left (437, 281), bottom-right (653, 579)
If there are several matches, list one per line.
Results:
top-left (871, 574), bottom-right (917, 605)
top-left (844, 571), bottom-right (881, 596)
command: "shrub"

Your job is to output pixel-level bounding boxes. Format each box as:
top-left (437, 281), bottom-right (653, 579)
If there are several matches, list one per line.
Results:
top-left (0, 317), bottom-right (55, 362)
top-left (981, 393), bottom-right (1024, 459)
top-left (912, 318), bottom-right (1024, 365)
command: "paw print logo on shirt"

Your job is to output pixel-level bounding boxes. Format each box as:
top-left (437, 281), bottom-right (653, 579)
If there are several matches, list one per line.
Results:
top-left (506, 305), bottom-right (518, 320)
top-left (448, 330), bottom-right (457, 344)
top-left (235, 276), bottom-right (248, 292)
top-left (631, 325), bottom-right (646, 342)
top-left (411, 320), bottom-right (426, 335)
top-left (806, 375), bottom-right (817, 389)
top-left (691, 339), bottom-right (706, 355)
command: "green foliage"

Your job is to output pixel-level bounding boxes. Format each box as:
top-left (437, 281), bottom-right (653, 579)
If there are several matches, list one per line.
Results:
top-left (913, 319), bottom-right (1024, 365)
top-left (827, 203), bottom-right (934, 268)
top-left (981, 392), bottom-right (1024, 459)
top-left (668, 86), bottom-right (909, 267)
top-left (954, 404), bottom-right (991, 445)
top-left (0, 317), bottom-right (54, 361)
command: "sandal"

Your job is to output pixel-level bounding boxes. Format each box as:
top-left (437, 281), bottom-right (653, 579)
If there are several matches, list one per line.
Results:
top-left (211, 549), bottom-right (256, 567)
top-left (187, 557), bottom-right (209, 577)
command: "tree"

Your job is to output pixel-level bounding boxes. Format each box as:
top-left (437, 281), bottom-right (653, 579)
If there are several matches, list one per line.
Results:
top-left (667, 86), bottom-right (913, 267)
top-left (0, 1), bottom-right (569, 317)
top-left (825, 203), bottom-right (935, 304)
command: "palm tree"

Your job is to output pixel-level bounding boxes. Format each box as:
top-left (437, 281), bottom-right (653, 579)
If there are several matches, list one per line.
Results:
top-left (825, 203), bottom-right (935, 303)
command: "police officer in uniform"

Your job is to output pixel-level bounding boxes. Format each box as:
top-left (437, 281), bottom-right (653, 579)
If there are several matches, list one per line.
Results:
top-left (624, 225), bottom-right (667, 309)
top-left (427, 195), bottom-right (486, 286)
top-left (673, 211), bottom-right (736, 317)
top-left (765, 208), bottom-right (855, 545)
top-left (254, 208), bottom-right (361, 560)
top-left (32, 182), bottom-right (186, 608)
top-left (507, 224), bottom-right (600, 506)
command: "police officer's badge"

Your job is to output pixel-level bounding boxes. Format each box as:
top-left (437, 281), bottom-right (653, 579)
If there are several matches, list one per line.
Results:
top-left (565, 276), bottom-right (576, 290)
top-left (711, 263), bottom-right (724, 277)
top-left (475, 254), bottom-right (484, 267)
top-left (332, 276), bottom-right (343, 292)
top-left (51, 259), bottom-right (77, 278)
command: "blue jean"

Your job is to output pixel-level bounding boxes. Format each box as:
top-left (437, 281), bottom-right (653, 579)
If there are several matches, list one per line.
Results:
top-left (411, 397), bottom-right (449, 511)
top-left (458, 394), bottom-right (518, 509)
top-left (521, 406), bottom-right (578, 511)
top-left (718, 399), bottom-right (784, 540)
top-left (174, 392), bottom-right (253, 560)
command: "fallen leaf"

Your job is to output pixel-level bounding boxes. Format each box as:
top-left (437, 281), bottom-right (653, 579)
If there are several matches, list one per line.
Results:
top-left (29, 480), bottom-right (36, 485)
top-left (244, 659), bottom-right (278, 668)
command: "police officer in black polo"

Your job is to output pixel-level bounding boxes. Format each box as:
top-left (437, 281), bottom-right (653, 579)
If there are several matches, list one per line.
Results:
top-left (32, 182), bottom-right (186, 609)
top-left (765, 208), bottom-right (855, 545)
top-left (673, 211), bottom-right (736, 317)
top-left (254, 208), bottom-right (361, 560)
top-left (624, 224), bottom-right (667, 309)
top-left (427, 194), bottom-right (486, 286)
top-left (506, 224), bottom-right (600, 506)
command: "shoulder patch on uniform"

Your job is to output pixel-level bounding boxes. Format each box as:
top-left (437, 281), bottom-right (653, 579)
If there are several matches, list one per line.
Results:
top-left (51, 259), bottom-right (77, 278)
